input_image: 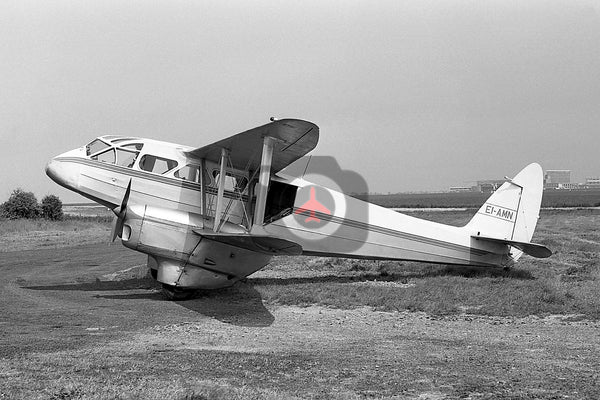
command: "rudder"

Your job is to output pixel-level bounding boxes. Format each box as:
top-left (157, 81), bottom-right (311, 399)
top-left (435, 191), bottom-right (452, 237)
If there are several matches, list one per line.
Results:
top-left (466, 163), bottom-right (544, 244)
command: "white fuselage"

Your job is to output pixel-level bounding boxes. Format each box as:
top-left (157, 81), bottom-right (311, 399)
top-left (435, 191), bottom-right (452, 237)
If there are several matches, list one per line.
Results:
top-left (47, 136), bottom-right (249, 224)
top-left (47, 135), bottom-right (509, 276)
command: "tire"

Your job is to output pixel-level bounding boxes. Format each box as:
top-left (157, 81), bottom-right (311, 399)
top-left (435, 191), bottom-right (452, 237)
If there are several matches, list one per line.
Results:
top-left (161, 284), bottom-right (196, 301)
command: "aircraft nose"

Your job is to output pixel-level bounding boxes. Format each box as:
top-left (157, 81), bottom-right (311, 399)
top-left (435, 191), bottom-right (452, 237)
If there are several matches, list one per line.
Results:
top-left (45, 159), bottom-right (60, 183)
top-left (45, 158), bottom-right (78, 190)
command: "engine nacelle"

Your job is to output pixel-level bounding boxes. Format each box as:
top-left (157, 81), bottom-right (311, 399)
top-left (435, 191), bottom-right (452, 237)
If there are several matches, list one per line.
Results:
top-left (121, 205), bottom-right (271, 289)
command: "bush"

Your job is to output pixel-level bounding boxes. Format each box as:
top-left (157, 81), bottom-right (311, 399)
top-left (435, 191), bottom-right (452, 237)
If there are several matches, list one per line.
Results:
top-left (41, 194), bottom-right (64, 221)
top-left (1, 189), bottom-right (41, 219)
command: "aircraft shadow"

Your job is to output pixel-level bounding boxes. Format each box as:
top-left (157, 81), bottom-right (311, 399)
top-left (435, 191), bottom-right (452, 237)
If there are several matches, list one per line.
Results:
top-left (248, 266), bottom-right (534, 286)
top-left (422, 265), bottom-right (535, 279)
top-left (88, 284), bottom-right (274, 328)
top-left (25, 278), bottom-right (159, 292)
top-left (23, 265), bottom-right (532, 294)
top-left (25, 279), bottom-right (274, 328)
top-left (22, 264), bottom-right (530, 327)
top-left (175, 284), bottom-right (275, 327)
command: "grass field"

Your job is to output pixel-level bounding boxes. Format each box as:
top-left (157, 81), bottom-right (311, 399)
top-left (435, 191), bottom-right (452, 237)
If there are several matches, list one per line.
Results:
top-left (0, 216), bottom-right (112, 252)
top-left (357, 189), bottom-right (600, 208)
top-left (1, 209), bottom-right (599, 399)
top-left (249, 208), bottom-right (600, 320)
top-left (2, 208), bottom-right (598, 320)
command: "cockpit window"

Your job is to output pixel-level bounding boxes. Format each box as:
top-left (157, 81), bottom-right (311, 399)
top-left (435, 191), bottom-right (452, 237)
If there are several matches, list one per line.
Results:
top-left (86, 139), bottom-right (110, 156)
top-left (110, 137), bottom-right (138, 144)
top-left (91, 148), bottom-right (115, 164)
top-left (116, 149), bottom-right (139, 168)
top-left (139, 155), bottom-right (177, 174)
top-left (122, 143), bottom-right (144, 151)
top-left (101, 135), bottom-right (121, 140)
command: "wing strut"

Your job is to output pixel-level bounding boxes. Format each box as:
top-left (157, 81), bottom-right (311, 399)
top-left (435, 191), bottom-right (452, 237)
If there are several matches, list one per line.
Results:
top-left (213, 148), bottom-right (228, 232)
top-left (200, 158), bottom-right (206, 216)
top-left (253, 136), bottom-right (275, 226)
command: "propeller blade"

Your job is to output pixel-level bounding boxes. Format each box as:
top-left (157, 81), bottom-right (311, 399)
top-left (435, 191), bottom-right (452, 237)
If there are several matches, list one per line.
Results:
top-left (111, 216), bottom-right (122, 242)
top-left (121, 179), bottom-right (132, 211)
top-left (111, 179), bottom-right (132, 242)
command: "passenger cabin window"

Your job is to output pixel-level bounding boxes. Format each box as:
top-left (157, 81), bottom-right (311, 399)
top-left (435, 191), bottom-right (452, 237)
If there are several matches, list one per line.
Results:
top-left (92, 148), bottom-right (116, 164)
top-left (175, 164), bottom-right (202, 182)
top-left (139, 155), bottom-right (177, 174)
top-left (86, 139), bottom-right (109, 156)
top-left (116, 149), bottom-right (139, 168)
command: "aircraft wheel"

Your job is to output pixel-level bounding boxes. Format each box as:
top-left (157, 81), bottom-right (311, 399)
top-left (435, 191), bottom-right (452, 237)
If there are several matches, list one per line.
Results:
top-left (161, 284), bottom-right (195, 301)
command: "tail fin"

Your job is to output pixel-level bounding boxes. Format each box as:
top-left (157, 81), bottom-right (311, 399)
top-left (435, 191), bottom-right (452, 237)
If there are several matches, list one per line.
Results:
top-left (466, 163), bottom-right (550, 261)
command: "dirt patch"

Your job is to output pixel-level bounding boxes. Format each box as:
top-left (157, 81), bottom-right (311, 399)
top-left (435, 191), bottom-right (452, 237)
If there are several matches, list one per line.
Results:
top-left (1, 244), bottom-right (599, 399)
top-left (1, 210), bottom-right (599, 398)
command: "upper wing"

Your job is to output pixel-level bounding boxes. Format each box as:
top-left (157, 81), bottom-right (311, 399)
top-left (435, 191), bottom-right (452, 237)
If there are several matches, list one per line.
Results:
top-left (185, 119), bottom-right (319, 173)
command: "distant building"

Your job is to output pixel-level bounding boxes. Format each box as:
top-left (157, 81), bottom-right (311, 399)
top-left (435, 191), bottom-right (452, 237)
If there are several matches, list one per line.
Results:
top-left (545, 170), bottom-right (571, 183)
top-left (557, 183), bottom-right (581, 190)
top-left (544, 170), bottom-right (571, 189)
top-left (586, 177), bottom-right (600, 188)
top-left (476, 180), bottom-right (505, 193)
top-left (449, 186), bottom-right (475, 193)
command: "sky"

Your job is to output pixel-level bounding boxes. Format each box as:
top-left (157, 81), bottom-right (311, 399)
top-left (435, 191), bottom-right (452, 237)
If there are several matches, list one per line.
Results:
top-left (2, 0), bottom-right (600, 202)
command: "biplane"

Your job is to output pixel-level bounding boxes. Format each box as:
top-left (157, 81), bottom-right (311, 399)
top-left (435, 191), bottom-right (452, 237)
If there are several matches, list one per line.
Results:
top-left (46, 118), bottom-right (551, 299)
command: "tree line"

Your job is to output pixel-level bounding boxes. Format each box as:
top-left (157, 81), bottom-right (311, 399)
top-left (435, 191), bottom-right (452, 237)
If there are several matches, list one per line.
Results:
top-left (1, 189), bottom-right (63, 220)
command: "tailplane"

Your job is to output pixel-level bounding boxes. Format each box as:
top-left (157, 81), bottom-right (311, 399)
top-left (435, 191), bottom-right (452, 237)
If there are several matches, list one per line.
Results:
top-left (466, 163), bottom-right (551, 261)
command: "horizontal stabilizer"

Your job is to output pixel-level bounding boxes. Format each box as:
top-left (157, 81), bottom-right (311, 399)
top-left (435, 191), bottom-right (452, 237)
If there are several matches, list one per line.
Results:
top-left (193, 230), bottom-right (302, 255)
top-left (472, 235), bottom-right (552, 259)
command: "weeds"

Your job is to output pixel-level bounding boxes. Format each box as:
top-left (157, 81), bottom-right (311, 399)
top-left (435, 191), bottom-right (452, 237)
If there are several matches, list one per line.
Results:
top-left (0, 216), bottom-right (112, 252)
top-left (252, 209), bottom-right (600, 319)
top-left (1, 210), bottom-right (599, 399)
top-left (357, 189), bottom-right (600, 209)
top-left (2, 209), bottom-right (599, 319)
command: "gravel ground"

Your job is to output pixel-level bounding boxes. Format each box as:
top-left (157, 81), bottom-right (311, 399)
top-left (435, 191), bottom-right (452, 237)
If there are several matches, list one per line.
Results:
top-left (1, 243), bottom-right (599, 398)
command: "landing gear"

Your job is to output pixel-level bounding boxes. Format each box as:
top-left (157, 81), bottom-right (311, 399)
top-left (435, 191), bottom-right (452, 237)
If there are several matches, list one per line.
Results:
top-left (161, 284), bottom-right (196, 301)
